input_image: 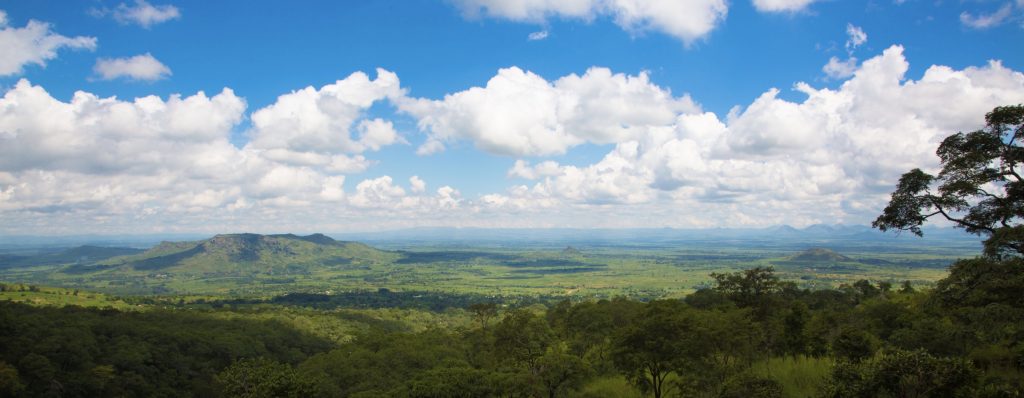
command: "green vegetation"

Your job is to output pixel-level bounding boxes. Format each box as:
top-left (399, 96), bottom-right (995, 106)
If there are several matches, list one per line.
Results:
top-left (0, 231), bottom-right (977, 298)
top-left (1, 261), bottom-right (1021, 397)
top-left (0, 106), bottom-right (1018, 396)
top-left (875, 104), bottom-right (1024, 258)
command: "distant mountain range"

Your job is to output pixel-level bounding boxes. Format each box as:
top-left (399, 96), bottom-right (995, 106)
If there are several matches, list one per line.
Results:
top-left (0, 224), bottom-right (980, 248)
top-left (0, 246), bottom-right (143, 269)
top-left (330, 224), bottom-right (981, 245)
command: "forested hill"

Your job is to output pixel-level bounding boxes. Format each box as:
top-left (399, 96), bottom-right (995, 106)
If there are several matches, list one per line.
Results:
top-left (80, 233), bottom-right (398, 274)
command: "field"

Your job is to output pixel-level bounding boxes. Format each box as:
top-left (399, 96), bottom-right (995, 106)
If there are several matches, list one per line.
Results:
top-left (0, 227), bottom-right (981, 300)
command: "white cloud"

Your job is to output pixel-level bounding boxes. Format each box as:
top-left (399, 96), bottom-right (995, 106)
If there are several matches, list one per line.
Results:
top-left (452, 0), bottom-right (598, 21)
top-left (823, 24), bottom-right (867, 80)
top-left (450, 0), bottom-right (728, 45)
top-left (348, 176), bottom-right (406, 208)
top-left (479, 46), bottom-right (1024, 225)
top-left (0, 11), bottom-right (97, 76)
top-left (93, 53), bottom-right (171, 81)
top-left (247, 69), bottom-right (404, 159)
top-left (823, 56), bottom-right (858, 79)
top-left (415, 139), bottom-right (446, 155)
top-left (608, 0), bottom-right (728, 44)
top-left (751, 0), bottom-right (819, 13)
top-left (0, 77), bottom-right (467, 233)
top-left (2, 49), bottom-right (1023, 233)
top-left (356, 118), bottom-right (405, 151)
top-left (845, 23), bottom-right (867, 52)
top-left (409, 176), bottom-right (426, 193)
top-left (960, 3), bottom-right (1014, 29)
top-left (399, 66), bottom-right (699, 156)
top-left (528, 30), bottom-right (549, 40)
top-left (508, 159), bottom-right (563, 179)
top-left (0, 79), bottom-right (245, 173)
top-left (112, 0), bottom-right (181, 28)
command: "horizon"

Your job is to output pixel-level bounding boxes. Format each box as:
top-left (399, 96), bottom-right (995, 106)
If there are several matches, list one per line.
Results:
top-left (0, 223), bottom-right (982, 248)
top-left (1, 1), bottom-right (1023, 234)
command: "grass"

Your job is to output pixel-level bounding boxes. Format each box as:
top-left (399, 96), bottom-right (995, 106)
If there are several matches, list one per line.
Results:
top-left (0, 285), bottom-right (137, 310)
top-left (751, 356), bottom-right (834, 398)
top-left (1, 237), bottom-right (979, 299)
top-left (571, 375), bottom-right (643, 398)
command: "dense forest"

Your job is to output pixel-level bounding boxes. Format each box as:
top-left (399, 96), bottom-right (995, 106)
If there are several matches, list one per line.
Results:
top-left (1, 257), bottom-right (1022, 397)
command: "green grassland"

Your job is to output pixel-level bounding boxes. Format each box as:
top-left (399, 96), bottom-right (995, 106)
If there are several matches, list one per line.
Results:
top-left (0, 232), bottom-right (979, 300)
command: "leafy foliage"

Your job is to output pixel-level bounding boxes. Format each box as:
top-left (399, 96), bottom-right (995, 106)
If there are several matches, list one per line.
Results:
top-left (874, 105), bottom-right (1024, 258)
top-left (217, 358), bottom-right (317, 398)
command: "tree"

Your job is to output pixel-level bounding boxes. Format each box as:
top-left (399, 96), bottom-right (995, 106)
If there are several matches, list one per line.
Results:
top-left (535, 345), bottom-right (589, 398)
top-left (873, 105), bottom-right (1024, 258)
top-left (612, 300), bottom-right (708, 398)
top-left (710, 267), bottom-right (780, 311)
top-left (217, 358), bottom-right (317, 398)
top-left (493, 309), bottom-right (554, 371)
top-left (467, 302), bottom-right (498, 328)
top-left (821, 349), bottom-right (977, 398)
top-left (0, 361), bottom-right (24, 398)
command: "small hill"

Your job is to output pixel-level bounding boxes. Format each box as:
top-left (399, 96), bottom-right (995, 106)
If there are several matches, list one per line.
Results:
top-left (85, 233), bottom-right (395, 274)
top-left (561, 246), bottom-right (583, 257)
top-left (789, 248), bottom-right (852, 262)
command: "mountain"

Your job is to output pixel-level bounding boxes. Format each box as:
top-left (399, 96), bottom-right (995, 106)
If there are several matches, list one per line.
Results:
top-left (82, 233), bottom-right (396, 275)
top-left (561, 246), bottom-right (583, 257)
top-left (789, 248), bottom-right (852, 262)
top-left (0, 245), bottom-right (143, 269)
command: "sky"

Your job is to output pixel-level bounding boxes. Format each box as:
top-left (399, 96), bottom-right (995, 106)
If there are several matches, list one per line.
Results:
top-left (0, 0), bottom-right (1023, 235)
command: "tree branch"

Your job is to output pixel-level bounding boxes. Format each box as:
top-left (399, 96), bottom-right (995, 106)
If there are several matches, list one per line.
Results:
top-left (929, 198), bottom-right (996, 234)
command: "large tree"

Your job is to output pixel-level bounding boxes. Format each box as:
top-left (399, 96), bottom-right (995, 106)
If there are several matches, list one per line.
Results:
top-left (873, 105), bottom-right (1024, 258)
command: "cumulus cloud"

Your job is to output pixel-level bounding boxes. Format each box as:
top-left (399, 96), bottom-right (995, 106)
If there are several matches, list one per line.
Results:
top-left (410, 176), bottom-right (427, 193)
top-left (823, 56), bottom-right (858, 79)
top-left (2, 48), bottom-right (1023, 233)
top-left (528, 30), bottom-right (549, 40)
top-left (0, 79), bottom-right (245, 173)
top-left (479, 46), bottom-right (1024, 226)
top-left (399, 66), bottom-right (699, 156)
top-left (960, 3), bottom-right (1014, 29)
top-left (751, 0), bottom-right (819, 13)
top-left (450, 0), bottom-right (727, 44)
top-left (93, 53), bottom-right (171, 81)
top-left (110, 0), bottom-right (181, 28)
top-left (508, 159), bottom-right (563, 179)
top-left (0, 10), bottom-right (97, 76)
top-left (823, 24), bottom-right (868, 80)
top-left (247, 69), bottom-right (405, 160)
top-left (0, 74), bottom-right (461, 233)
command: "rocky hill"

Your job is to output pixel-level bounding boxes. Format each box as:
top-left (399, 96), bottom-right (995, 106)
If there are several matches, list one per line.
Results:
top-left (78, 233), bottom-right (396, 275)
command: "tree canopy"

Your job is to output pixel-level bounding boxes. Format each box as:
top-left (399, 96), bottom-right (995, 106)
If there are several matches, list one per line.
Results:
top-left (873, 105), bottom-right (1024, 258)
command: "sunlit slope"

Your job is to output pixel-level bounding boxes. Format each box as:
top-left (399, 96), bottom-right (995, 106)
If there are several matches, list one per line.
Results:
top-left (91, 233), bottom-right (397, 275)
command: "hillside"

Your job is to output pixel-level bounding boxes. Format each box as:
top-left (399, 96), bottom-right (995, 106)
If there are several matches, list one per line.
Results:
top-left (789, 248), bottom-right (852, 262)
top-left (83, 233), bottom-right (396, 275)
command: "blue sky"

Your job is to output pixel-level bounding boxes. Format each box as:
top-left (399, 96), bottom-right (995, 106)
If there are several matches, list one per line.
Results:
top-left (0, 0), bottom-right (1023, 234)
